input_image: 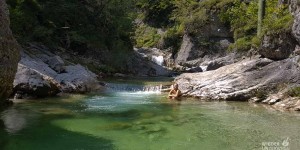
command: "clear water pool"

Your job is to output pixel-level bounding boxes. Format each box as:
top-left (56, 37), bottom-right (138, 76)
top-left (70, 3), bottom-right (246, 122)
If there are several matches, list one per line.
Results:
top-left (1, 81), bottom-right (300, 150)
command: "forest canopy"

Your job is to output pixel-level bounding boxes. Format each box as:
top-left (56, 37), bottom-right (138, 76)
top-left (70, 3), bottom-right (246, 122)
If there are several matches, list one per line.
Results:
top-left (7, 0), bottom-right (293, 54)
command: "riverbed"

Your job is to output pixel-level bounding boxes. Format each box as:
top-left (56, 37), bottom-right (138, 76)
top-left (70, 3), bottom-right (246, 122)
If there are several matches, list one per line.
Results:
top-left (1, 79), bottom-right (300, 150)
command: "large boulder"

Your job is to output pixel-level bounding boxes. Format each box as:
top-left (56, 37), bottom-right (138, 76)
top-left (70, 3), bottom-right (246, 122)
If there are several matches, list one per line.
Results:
top-left (13, 64), bottom-right (60, 97)
top-left (0, 1), bottom-right (20, 101)
top-left (175, 57), bottom-right (300, 101)
top-left (56, 65), bottom-right (100, 93)
top-left (13, 50), bottom-right (101, 98)
top-left (259, 32), bottom-right (296, 60)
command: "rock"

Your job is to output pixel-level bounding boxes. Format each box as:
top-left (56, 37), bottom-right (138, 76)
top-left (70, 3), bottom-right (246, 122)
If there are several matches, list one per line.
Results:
top-left (0, 1), bottom-right (20, 101)
top-left (56, 65), bottom-right (100, 93)
top-left (114, 73), bottom-right (127, 78)
top-left (127, 49), bottom-right (172, 76)
top-left (202, 53), bottom-right (238, 71)
top-left (206, 61), bottom-right (225, 71)
top-left (175, 57), bottom-right (300, 101)
top-left (13, 50), bottom-right (101, 97)
top-left (13, 64), bottom-right (60, 97)
top-left (219, 39), bottom-right (231, 50)
top-left (294, 100), bottom-right (300, 111)
top-left (174, 12), bottom-right (233, 65)
top-left (259, 32), bottom-right (296, 60)
top-left (293, 45), bottom-right (300, 56)
top-left (175, 34), bottom-right (197, 65)
top-left (185, 66), bottom-right (203, 73)
top-left (47, 56), bottom-right (65, 73)
top-left (262, 94), bottom-right (282, 105)
top-left (249, 97), bottom-right (261, 103)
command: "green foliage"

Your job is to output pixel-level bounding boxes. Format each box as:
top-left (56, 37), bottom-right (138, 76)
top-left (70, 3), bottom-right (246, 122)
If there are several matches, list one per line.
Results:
top-left (136, 0), bottom-right (175, 27)
top-left (263, 1), bottom-right (293, 34)
top-left (162, 25), bottom-right (183, 50)
top-left (134, 24), bottom-right (161, 48)
top-left (8, 0), bottom-right (136, 71)
top-left (287, 87), bottom-right (300, 97)
top-left (254, 89), bottom-right (268, 100)
top-left (8, 0), bottom-right (135, 49)
top-left (228, 37), bottom-right (252, 51)
top-left (221, 0), bottom-right (293, 51)
top-left (134, 0), bottom-right (234, 49)
top-left (220, 0), bottom-right (258, 40)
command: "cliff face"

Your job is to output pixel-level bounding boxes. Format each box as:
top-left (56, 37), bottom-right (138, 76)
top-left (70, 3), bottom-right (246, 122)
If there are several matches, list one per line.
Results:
top-left (0, 1), bottom-right (20, 101)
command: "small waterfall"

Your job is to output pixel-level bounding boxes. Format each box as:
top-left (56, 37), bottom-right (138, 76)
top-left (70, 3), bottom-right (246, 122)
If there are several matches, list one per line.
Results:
top-left (106, 83), bottom-right (163, 93)
top-left (142, 85), bottom-right (162, 92)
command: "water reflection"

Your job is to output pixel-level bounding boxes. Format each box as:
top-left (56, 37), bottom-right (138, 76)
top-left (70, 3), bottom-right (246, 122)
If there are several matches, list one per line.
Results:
top-left (1, 107), bottom-right (27, 134)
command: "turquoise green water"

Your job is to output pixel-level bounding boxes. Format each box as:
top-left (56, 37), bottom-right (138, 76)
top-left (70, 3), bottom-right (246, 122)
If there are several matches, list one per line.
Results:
top-left (1, 81), bottom-right (300, 150)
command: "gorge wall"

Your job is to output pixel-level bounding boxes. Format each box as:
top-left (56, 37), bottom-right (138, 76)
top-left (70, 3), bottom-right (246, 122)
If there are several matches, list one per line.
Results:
top-left (0, 1), bottom-right (20, 102)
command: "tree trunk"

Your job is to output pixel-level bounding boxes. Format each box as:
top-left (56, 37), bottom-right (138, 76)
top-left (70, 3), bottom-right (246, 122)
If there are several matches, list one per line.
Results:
top-left (257, 0), bottom-right (266, 37)
top-left (0, 0), bottom-right (20, 102)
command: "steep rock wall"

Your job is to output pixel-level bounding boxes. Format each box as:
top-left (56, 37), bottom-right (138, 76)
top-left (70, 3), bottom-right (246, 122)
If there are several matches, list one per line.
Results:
top-left (0, 0), bottom-right (20, 101)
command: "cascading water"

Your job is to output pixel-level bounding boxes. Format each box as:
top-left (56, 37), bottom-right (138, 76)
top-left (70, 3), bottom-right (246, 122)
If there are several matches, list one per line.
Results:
top-left (105, 83), bottom-right (163, 93)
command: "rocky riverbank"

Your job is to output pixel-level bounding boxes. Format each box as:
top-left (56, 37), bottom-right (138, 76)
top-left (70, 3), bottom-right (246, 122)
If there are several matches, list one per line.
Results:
top-left (175, 56), bottom-right (300, 111)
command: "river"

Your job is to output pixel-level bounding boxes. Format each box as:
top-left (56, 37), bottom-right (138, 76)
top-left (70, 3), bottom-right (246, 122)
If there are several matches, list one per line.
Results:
top-left (0, 78), bottom-right (300, 150)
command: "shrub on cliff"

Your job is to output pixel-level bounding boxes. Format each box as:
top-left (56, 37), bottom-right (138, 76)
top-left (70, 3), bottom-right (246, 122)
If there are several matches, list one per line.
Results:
top-left (220, 0), bottom-right (293, 51)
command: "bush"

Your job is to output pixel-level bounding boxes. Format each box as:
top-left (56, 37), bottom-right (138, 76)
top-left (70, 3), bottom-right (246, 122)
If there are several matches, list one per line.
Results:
top-left (287, 87), bottom-right (300, 97)
top-left (263, 1), bottom-right (293, 34)
top-left (134, 24), bottom-right (161, 48)
top-left (220, 0), bottom-right (293, 51)
top-left (228, 37), bottom-right (252, 51)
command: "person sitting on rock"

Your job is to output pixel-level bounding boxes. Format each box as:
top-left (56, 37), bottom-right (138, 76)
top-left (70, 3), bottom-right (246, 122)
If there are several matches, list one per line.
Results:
top-left (168, 83), bottom-right (181, 99)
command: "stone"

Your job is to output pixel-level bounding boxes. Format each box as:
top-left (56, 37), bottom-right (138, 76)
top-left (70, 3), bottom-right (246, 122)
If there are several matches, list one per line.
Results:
top-left (47, 56), bottom-right (66, 73)
top-left (13, 64), bottom-right (60, 97)
top-left (0, 1), bottom-right (20, 101)
top-left (127, 49), bottom-right (172, 76)
top-left (249, 97), bottom-right (262, 103)
top-left (114, 73), bottom-right (127, 78)
top-left (175, 57), bottom-right (300, 101)
top-left (175, 34), bottom-right (196, 65)
top-left (259, 32), bottom-right (296, 60)
top-left (13, 50), bottom-right (101, 98)
top-left (185, 66), bottom-right (203, 73)
top-left (202, 53), bottom-right (237, 71)
top-left (56, 65), bottom-right (101, 93)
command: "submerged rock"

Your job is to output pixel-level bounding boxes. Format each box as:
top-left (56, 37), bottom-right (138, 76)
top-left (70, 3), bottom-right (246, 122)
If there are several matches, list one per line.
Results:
top-left (175, 57), bottom-right (300, 101)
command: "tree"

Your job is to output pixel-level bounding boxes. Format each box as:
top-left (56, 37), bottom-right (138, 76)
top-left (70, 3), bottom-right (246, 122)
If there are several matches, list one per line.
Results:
top-left (257, 0), bottom-right (266, 37)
